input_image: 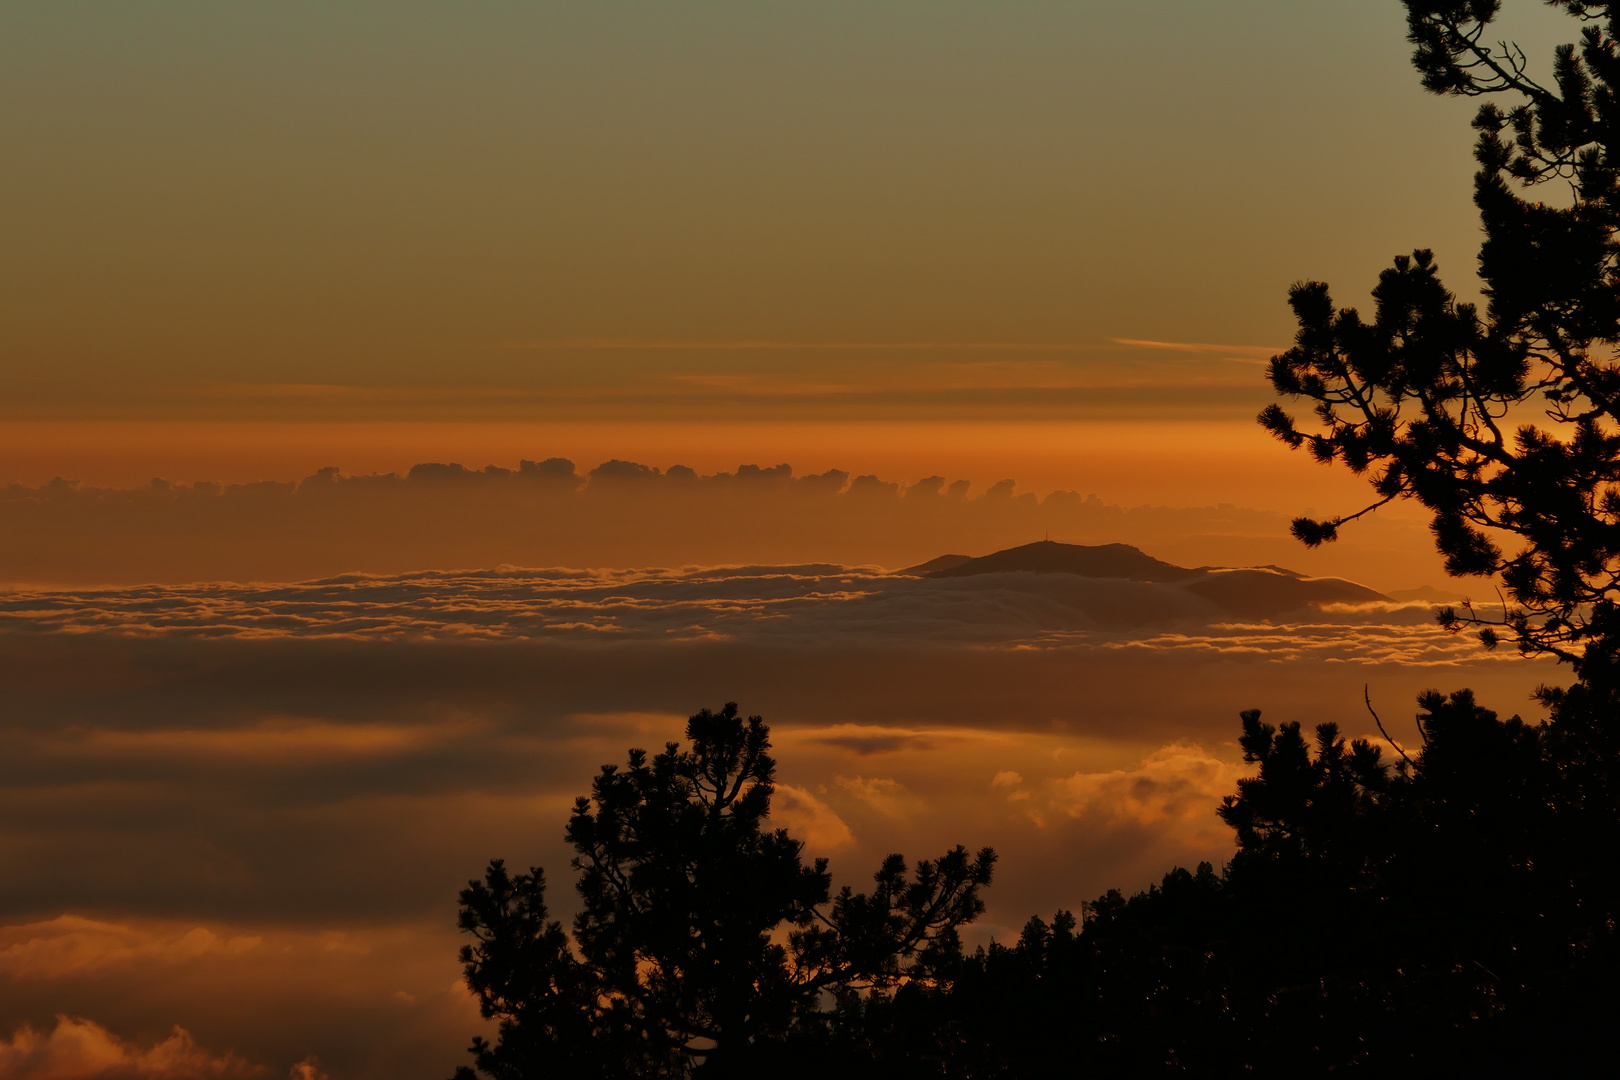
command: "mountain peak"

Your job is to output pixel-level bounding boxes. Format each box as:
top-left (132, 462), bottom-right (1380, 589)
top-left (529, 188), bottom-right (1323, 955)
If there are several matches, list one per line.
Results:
top-left (897, 540), bottom-right (1390, 617)
top-left (920, 540), bottom-right (1200, 582)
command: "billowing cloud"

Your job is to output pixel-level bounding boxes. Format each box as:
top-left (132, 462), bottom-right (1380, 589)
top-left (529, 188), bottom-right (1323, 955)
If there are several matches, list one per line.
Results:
top-left (0, 1016), bottom-right (260, 1080)
top-left (771, 786), bottom-right (856, 852)
top-left (0, 917), bottom-right (483, 1080)
top-left (1046, 744), bottom-right (1242, 843)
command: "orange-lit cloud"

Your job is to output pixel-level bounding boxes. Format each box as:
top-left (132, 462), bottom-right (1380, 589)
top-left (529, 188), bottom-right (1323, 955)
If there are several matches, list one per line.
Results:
top-left (0, 918), bottom-right (259, 981)
top-left (0, 1016), bottom-right (260, 1080)
top-left (0, 915), bottom-right (483, 1080)
top-left (1048, 743), bottom-right (1241, 839)
top-left (771, 786), bottom-right (856, 852)
top-left (831, 776), bottom-right (919, 819)
top-left (1109, 338), bottom-right (1281, 360)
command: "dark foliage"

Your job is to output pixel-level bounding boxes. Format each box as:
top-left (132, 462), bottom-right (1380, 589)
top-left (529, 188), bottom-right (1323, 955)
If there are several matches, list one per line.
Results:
top-left (453, 862), bottom-right (634, 1080)
top-left (848, 690), bottom-right (1619, 1076)
top-left (1261, 1), bottom-right (1620, 671)
top-left (452, 704), bottom-right (993, 1079)
top-left (451, 695), bottom-right (1618, 1078)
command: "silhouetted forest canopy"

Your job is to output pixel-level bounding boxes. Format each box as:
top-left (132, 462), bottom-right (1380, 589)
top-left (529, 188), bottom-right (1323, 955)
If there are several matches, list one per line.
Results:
top-left (452, 3), bottom-right (1620, 1075)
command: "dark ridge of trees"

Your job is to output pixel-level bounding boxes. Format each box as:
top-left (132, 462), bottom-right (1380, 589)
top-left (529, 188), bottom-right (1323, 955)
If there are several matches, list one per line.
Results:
top-left (851, 688), bottom-right (1620, 1076)
top-left (454, 686), bottom-right (1620, 1077)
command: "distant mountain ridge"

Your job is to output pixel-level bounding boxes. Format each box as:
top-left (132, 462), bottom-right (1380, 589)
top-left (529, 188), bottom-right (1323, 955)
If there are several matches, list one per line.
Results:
top-left (920, 541), bottom-right (1198, 582)
top-left (900, 540), bottom-right (1388, 619)
top-left (900, 553), bottom-right (977, 576)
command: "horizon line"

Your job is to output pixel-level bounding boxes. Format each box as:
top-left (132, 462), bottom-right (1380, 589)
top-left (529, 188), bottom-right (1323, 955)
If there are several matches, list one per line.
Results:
top-left (500, 340), bottom-right (1109, 351)
top-left (496, 337), bottom-right (1283, 356)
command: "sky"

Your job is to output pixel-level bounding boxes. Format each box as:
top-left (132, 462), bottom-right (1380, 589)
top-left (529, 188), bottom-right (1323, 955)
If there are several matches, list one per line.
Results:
top-left (2, 2), bottom-right (1562, 450)
top-left (0, 2), bottom-right (1582, 1078)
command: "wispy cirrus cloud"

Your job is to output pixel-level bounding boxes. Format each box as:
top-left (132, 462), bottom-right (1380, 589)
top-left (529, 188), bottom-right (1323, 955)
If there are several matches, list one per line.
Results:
top-left (1109, 337), bottom-right (1281, 361)
top-left (498, 340), bottom-right (1112, 352)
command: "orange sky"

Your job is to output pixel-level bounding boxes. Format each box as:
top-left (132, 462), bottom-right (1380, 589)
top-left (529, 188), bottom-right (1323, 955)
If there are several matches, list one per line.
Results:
top-left (0, 417), bottom-right (1366, 510)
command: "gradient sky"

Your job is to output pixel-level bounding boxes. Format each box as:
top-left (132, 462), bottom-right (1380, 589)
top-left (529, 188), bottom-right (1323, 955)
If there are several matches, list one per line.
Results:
top-left (0, 4), bottom-right (1583, 1078)
top-left (0, 1), bottom-right (1569, 426)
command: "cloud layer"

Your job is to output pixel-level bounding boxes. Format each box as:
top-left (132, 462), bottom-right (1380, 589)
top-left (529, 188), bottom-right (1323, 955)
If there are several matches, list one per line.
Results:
top-left (0, 563), bottom-right (1554, 1079)
top-left (0, 564), bottom-right (1476, 663)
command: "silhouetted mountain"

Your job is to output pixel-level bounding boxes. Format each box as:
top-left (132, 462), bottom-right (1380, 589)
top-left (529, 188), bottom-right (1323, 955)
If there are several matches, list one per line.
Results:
top-left (1180, 567), bottom-right (1384, 618)
top-left (1387, 584), bottom-right (1469, 603)
top-left (898, 553), bottom-right (975, 575)
top-left (927, 540), bottom-right (1198, 582)
top-left (914, 540), bottom-right (1387, 618)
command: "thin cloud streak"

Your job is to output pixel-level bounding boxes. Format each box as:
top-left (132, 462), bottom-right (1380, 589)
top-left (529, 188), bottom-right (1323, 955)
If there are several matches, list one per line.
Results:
top-left (497, 340), bottom-right (1117, 351)
top-left (1109, 338), bottom-right (1282, 359)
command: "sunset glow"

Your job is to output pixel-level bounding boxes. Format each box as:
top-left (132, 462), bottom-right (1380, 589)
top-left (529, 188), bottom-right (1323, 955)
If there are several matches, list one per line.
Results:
top-left (0, 3), bottom-right (1589, 1078)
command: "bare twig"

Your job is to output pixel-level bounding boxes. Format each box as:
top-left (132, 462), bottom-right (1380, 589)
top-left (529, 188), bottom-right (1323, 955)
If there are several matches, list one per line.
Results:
top-left (1365, 684), bottom-right (1415, 766)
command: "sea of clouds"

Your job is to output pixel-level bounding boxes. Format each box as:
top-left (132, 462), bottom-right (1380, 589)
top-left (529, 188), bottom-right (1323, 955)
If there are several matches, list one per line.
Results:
top-left (0, 559), bottom-right (1556, 1079)
top-left (1, 563), bottom-right (1470, 655)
